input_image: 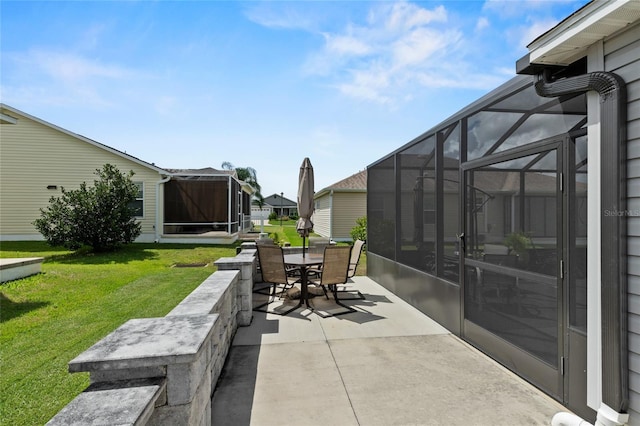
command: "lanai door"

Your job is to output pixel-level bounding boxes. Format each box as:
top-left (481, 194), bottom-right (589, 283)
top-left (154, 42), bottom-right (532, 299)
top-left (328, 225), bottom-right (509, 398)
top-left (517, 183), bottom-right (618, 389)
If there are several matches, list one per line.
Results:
top-left (461, 133), bottom-right (591, 418)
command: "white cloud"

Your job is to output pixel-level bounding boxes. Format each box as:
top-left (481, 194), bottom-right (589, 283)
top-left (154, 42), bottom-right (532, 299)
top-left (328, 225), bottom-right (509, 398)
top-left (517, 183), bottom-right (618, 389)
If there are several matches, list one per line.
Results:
top-left (335, 66), bottom-right (393, 105)
top-left (481, 0), bottom-right (588, 47)
top-left (243, 3), bottom-right (317, 31)
top-left (301, 2), bottom-right (480, 105)
top-left (323, 33), bottom-right (371, 57)
top-left (518, 18), bottom-right (560, 47)
top-left (482, 0), bottom-right (570, 17)
top-left (255, 0), bottom-right (587, 107)
top-left (381, 2), bottom-right (447, 31)
top-left (33, 50), bottom-right (131, 82)
top-left (391, 27), bottom-right (456, 68)
top-left (2, 49), bottom-right (146, 108)
top-left (476, 17), bottom-right (490, 31)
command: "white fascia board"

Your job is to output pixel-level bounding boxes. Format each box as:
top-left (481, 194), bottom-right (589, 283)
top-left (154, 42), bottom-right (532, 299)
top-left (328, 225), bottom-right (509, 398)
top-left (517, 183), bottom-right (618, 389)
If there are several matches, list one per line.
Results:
top-left (529, 0), bottom-right (640, 65)
top-left (314, 188), bottom-right (366, 199)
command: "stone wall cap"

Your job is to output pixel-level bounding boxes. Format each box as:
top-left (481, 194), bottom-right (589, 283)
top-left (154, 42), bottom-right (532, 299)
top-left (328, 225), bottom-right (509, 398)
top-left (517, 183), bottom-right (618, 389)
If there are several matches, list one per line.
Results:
top-left (210, 270), bottom-right (239, 278)
top-left (46, 378), bottom-right (165, 426)
top-left (214, 256), bottom-right (254, 266)
top-left (69, 315), bottom-right (218, 373)
top-left (0, 257), bottom-right (44, 269)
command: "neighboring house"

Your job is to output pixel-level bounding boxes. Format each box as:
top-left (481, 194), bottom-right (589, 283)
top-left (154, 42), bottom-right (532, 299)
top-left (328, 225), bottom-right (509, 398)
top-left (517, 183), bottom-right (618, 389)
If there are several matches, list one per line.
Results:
top-left (0, 104), bottom-right (253, 244)
top-left (312, 170), bottom-right (366, 242)
top-left (368, 2), bottom-right (640, 425)
top-left (254, 193), bottom-right (297, 218)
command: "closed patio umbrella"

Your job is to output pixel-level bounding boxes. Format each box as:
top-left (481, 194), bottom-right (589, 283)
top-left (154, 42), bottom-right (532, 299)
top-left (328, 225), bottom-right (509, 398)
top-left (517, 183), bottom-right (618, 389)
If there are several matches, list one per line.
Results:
top-left (296, 157), bottom-right (314, 257)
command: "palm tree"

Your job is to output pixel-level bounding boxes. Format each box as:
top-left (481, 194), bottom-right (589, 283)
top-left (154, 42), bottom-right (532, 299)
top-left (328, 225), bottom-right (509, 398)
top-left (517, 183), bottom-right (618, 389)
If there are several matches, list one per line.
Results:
top-left (221, 162), bottom-right (264, 207)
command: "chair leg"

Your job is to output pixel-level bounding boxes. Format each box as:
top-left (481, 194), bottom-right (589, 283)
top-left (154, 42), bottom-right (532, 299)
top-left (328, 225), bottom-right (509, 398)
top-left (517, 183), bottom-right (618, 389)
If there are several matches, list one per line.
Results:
top-left (334, 286), bottom-right (365, 300)
top-left (278, 283), bottom-right (292, 300)
top-left (330, 282), bottom-right (365, 300)
top-left (253, 284), bottom-right (298, 316)
top-left (326, 284), bottom-right (357, 316)
top-left (320, 285), bottom-right (330, 299)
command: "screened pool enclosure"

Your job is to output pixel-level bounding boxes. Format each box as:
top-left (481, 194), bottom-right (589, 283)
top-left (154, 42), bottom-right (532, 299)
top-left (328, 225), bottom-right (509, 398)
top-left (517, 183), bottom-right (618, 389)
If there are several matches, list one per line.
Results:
top-left (163, 173), bottom-right (252, 235)
top-left (368, 73), bottom-right (593, 419)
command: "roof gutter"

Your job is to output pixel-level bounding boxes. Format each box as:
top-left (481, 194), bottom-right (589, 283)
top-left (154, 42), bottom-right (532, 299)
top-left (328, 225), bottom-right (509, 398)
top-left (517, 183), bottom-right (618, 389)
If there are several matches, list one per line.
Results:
top-left (533, 68), bottom-right (628, 415)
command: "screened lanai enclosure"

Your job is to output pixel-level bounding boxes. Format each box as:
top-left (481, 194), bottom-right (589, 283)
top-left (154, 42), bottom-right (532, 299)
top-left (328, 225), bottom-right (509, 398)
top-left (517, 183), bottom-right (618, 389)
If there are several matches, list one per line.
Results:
top-left (163, 173), bottom-right (252, 235)
top-left (368, 72), bottom-right (593, 419)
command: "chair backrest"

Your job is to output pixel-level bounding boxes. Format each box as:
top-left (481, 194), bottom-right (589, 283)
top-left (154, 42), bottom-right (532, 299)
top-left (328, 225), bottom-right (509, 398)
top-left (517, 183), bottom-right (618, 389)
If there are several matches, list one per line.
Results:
top-left (347, 239), bottom-right (365, 278)
top-left (320, 245), bottom-right (352, 286)
top-left (256, 244), bottom-right (288, 284)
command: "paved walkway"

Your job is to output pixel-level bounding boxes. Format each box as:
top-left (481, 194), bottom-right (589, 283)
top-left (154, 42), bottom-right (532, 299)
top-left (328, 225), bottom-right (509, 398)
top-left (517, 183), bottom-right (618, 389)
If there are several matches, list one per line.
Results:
top-left (211, 277), bottom-right (568, 425)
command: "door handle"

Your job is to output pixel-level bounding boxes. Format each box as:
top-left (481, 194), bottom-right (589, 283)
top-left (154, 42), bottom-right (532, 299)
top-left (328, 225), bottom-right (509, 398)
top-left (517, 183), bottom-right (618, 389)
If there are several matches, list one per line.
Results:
top-left (457, 232), bottom-right (465, 254)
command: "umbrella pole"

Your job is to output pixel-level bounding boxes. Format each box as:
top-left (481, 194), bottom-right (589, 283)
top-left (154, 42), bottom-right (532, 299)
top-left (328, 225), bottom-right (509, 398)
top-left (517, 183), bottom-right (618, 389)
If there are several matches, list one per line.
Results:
top-left (302, 236), bottom-right (306, 257)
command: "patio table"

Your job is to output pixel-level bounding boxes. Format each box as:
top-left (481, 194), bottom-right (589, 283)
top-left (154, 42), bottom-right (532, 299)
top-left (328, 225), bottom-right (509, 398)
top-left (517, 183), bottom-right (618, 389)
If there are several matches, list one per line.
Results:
top-left (283, 253), bottom-right (323, 310)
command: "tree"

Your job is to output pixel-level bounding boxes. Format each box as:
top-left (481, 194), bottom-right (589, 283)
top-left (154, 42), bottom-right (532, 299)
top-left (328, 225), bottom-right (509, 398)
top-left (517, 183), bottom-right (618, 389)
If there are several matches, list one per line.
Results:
top-left (221, 161), bottom-right (264, 207)
top-left (33, 164), bottom-right (142, 252)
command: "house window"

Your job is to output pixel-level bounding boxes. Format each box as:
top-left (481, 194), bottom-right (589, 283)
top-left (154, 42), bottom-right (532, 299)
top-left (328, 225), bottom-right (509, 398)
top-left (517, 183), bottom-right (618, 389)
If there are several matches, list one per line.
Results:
top-left (128, 182), bottom-right (144, 217)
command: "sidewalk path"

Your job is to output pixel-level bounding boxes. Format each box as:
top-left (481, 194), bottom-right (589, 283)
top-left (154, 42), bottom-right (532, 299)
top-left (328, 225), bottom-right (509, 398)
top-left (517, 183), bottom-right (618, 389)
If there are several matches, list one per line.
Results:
top-left (211, 277), bottom-right (567, 425)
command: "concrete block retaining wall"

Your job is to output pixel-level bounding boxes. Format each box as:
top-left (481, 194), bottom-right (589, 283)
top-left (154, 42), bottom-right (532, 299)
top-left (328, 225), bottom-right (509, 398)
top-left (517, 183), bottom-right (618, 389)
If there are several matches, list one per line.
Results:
top-left (47, 248), bottom-right (257, 426)
top-left (0, 257), bottom-right (44, 283)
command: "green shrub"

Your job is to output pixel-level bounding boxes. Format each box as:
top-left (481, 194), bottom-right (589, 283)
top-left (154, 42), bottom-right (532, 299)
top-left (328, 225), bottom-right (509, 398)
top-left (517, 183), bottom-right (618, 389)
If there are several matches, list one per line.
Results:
top-left (269, 232), bottom-right (281, 246)
top-left (268, 211), bottom-right (278, 221)
top-left (350, 216), bottom-right (367, 242)
top-left (503, 231), bottom-right (533, 256)
top-left (33, 164), bottom-right (142, 252)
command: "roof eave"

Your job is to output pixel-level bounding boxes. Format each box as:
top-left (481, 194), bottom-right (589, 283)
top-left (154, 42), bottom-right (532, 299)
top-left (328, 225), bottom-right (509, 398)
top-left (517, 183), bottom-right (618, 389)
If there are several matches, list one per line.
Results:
top-left (314, 188), bottom-right (366, 198)
top-left (526, 0), bottom-right (640, 67)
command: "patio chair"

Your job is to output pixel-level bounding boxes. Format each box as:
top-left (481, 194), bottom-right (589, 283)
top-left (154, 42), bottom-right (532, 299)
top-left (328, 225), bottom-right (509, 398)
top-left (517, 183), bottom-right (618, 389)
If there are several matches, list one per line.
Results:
top-left (307, 241), bottom-right (366, 300)
top-left (308, 245), bottom-right (356, 315)
top-left (253, 238), bottom-right (275, 295)
top-left (254, 244), bottom-right (301, 315)
top-left (254, 238), bottom-right (298, 293)
top-left (337, 239), bottom-right (366, 300)
top-left (348, 239), bottom-right (365, 278)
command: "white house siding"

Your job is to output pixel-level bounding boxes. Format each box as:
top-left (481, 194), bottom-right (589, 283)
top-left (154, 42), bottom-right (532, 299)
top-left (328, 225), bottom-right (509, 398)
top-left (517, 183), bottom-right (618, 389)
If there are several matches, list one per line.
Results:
top-left (312, 195), bottom-right (331, 238)
top-left (331, 192), bottom-right (366, 241)
top-left (606, 22), bottom-right (640, 424)
top-left (0, 110), bottom-right (163, 242)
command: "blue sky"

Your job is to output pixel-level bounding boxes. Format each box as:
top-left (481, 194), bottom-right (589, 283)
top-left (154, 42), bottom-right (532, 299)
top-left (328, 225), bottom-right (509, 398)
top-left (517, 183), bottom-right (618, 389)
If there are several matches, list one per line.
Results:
top-left (1, 0), bottom-right (589, 200)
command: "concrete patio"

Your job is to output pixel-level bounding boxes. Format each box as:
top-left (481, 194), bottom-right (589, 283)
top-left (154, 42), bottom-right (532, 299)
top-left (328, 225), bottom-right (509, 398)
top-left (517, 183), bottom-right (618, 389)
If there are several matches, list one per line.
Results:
top-left (211, 276), bottom-right (568, 425)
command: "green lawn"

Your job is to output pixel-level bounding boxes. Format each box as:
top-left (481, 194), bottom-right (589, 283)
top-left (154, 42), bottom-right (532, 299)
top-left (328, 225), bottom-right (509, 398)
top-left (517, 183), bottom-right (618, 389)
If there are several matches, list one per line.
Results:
top-left (259, 219), bottom-right (367, 275)
top-left (257, 218), bottom-right (307, 246)
top-left (0, 241), bottom-right (237, 425)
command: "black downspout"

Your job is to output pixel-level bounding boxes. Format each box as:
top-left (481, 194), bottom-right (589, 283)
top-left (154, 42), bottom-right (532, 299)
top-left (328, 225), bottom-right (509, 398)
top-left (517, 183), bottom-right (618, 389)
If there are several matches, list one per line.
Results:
top-left (534, 69), bottom-right (628, 412)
